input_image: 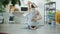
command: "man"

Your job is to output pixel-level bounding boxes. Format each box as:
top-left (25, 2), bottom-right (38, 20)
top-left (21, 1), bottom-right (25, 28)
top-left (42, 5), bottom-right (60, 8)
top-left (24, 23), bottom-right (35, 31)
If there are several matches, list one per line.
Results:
top-left (27, 1), bottom-right (42, 30)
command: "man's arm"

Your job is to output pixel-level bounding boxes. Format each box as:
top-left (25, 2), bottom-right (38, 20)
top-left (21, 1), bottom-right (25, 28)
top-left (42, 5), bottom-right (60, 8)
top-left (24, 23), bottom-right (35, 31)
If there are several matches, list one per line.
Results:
top-left (31, 11), bottom-right (42, 21)
top-left (28, 1), bottom-right (33, 10)
top-left (36, 11), bottom-right (42, 20)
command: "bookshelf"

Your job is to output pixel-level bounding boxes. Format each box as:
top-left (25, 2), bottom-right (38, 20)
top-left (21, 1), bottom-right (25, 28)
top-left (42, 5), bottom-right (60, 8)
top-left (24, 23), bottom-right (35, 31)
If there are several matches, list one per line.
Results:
top-left (44, 2), bottom-right (56, 25)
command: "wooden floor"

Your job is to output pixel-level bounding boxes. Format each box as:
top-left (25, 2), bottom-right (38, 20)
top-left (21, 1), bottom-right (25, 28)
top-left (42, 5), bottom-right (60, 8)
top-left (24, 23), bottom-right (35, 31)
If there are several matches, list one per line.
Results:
top-left (0, 24), bottom-right (60, 34)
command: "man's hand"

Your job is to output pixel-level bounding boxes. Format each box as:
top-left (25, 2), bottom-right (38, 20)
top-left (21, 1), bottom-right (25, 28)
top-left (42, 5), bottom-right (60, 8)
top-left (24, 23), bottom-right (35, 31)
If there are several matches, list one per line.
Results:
top-left (36, 11), bottom-right (42, 20)
top-left (31, 18), bottom-right (36, 21)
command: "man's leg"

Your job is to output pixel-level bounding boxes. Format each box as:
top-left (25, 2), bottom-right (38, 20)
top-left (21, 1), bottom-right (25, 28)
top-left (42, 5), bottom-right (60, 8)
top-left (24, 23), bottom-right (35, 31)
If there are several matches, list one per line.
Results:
top-left (28, 25), bottom-right (30, 29)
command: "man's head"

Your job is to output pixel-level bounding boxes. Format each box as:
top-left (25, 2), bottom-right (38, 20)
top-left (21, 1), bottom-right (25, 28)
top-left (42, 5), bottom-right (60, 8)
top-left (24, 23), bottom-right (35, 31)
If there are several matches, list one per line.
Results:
top-left (31, 3), bottom-right (38, 9)
top-left (31, 4), bottom-right (35, 8)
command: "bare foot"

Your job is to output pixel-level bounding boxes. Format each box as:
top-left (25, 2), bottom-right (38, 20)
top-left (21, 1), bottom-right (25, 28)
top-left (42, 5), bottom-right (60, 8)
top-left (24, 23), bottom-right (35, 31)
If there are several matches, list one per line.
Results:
top-left (30, 27), bottom-right (37, 30)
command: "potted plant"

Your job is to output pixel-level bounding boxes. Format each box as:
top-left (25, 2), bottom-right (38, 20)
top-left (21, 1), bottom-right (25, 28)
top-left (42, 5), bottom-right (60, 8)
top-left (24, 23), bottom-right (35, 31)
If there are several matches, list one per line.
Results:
top-left (0, 0), bottom-right (21, 13)
top-left (11, 0), bottom-right (21, 6)
top-left (0, 0), bottom-right (10, 13)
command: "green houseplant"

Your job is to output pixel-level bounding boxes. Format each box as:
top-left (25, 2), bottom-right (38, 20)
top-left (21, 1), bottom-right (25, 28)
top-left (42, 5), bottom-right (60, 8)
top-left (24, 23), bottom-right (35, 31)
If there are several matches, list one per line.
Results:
top-left (0, 0), bottom-right (10, 13)
top-left (0, 0), bottom-right (21, 13)
top-left (11, 0), bottom-right (21, 6)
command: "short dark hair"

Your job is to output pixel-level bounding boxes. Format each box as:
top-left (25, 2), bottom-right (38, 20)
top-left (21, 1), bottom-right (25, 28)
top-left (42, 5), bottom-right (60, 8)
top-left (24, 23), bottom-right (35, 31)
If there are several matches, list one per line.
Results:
top-left (31, 4), bottom-right (35, 8)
